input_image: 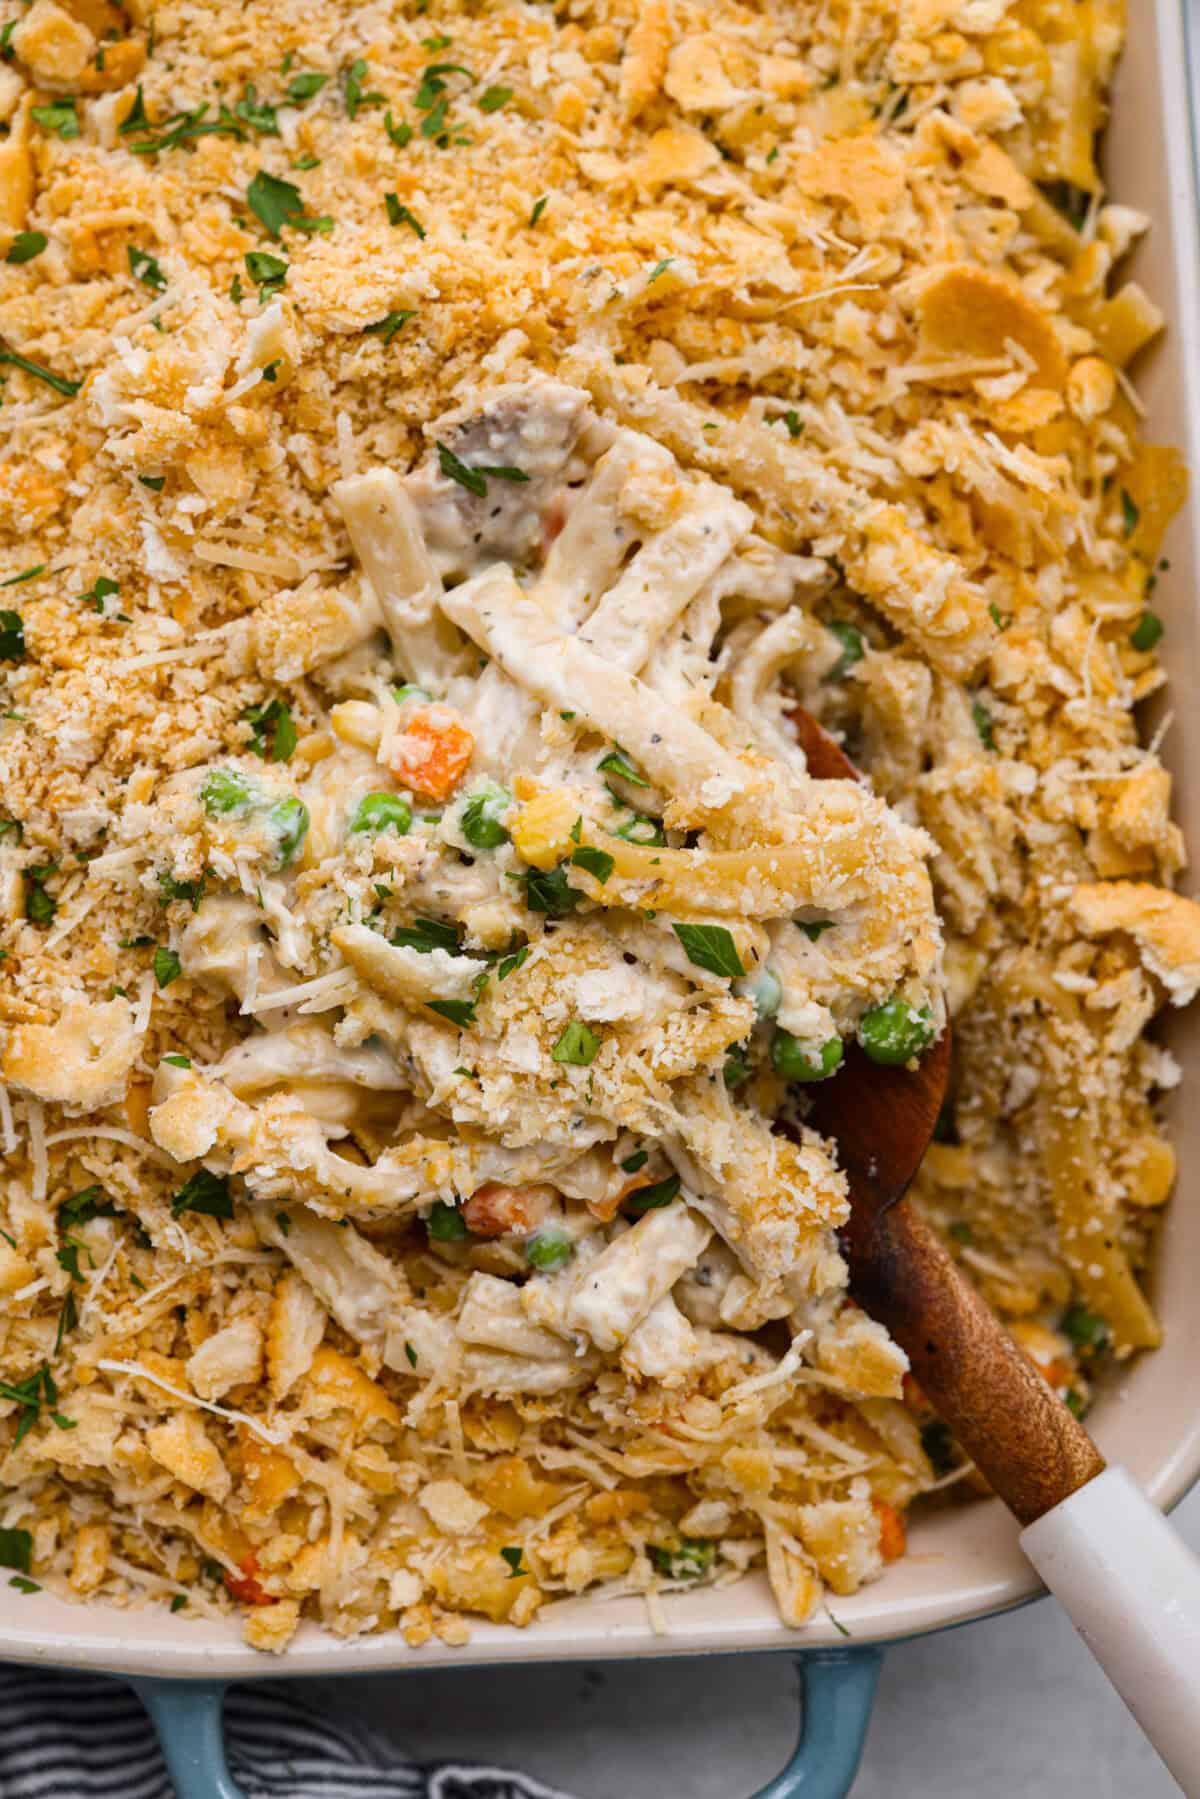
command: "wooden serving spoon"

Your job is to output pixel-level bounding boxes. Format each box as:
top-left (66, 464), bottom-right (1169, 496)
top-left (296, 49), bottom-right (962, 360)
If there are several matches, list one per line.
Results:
top-left (793, 707), bottom-right (1200, 1786)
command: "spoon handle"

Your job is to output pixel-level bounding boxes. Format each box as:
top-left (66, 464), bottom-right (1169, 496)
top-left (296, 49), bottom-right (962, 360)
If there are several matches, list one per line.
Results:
top-left (844, 1196), bottom-right (1105, 1524)
top-left (1021, 1466), bottom-right (1200, 1790)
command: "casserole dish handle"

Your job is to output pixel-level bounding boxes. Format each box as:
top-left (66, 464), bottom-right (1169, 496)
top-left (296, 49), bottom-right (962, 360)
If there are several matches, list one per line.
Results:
top-left (132, 1677), bottom-right (244, 1799)
top-left (131, 1647), bottom-right (883, 1799)
top-left (747, 1648), bottom-right (882, 1799)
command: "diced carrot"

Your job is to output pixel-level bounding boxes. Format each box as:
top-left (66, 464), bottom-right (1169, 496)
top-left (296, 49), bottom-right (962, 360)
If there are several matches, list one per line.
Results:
top-left (872, 1497), bottom-right (906, 1562)
top-left (387, 706), bottom-right (474, 802)
top-left (224, 1551), bottom-right (277, 1606)
top-left (462, 1182), bottom-right (557, 1238)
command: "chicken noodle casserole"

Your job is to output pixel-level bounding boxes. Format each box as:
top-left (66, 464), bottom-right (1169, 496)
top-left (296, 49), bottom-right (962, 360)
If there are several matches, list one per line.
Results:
top-left (0, 0), bottom-right (1198, 1652)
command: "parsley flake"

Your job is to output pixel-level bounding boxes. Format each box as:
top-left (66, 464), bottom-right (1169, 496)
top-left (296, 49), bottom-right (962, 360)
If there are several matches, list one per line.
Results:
top-left (171, 1169), bottom-right (234, 1220)
top-left (385, 193), bottom-right (425, 237)
top-left (0, 1532), bottom-right (33, 1576)
top-left (31, 101), bottom-right (79, 140)
top-left (153, 945), bottom-right (182, 988)
top-left (551, 1020), bottom-right (600, 1066)
top-left (127, 245), bottom-right (166, 291)
top-left (672, 923), bottom-right (745, 979)
top-left (246, 169), bottom-right (306, 238)
top-left (364, 309), bottom-right (416, 344)
top-left (6, 232), bottom-right (46, 265)
top-left (0, 347), bottom-right (80, 398)
top-left (0, 608), bottom-right (25, 660)
top-left (479, 85), bottom-right (513, 113)
top-left (287, 71), bottom-right (328, 103)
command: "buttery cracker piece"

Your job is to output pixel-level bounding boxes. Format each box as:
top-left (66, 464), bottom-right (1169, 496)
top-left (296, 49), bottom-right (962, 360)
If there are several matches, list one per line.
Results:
top-left (145, 1412), bottom-right (232, 1503)
top-left (618, 0), bottom-right (671, 120)
top-left (3, 996), bottom-right (139, 1110)
top-left (1070, 882), bottom-right (1200, 1006)
top-left (914, 263), bottom-right (1068, 388)
top-left (11, 0), bottom-right (94, 81)
top-left (791, 135), bottom-right (908, 235)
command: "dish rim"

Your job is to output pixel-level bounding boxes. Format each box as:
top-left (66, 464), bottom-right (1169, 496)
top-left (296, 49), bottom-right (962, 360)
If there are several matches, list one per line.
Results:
top-left (2, 0), bottom-right (1199, 1682)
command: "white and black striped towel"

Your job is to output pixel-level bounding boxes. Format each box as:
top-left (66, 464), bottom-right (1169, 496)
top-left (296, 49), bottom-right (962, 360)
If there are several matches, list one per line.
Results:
top-left (0, 1668), bottom-right (580, 1799)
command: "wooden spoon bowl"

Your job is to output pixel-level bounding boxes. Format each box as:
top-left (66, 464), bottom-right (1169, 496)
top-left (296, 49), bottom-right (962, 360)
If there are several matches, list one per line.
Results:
top-left (793, 708), bottom-right (1105, 1525)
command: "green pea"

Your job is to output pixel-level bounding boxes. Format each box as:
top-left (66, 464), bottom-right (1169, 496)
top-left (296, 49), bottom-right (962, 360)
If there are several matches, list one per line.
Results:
top-left (201, 767), bottom-right (256, 816)
top-left (524, 1228), bottom-right (573, 1272)
top-left (614, 812), bottom-right (666, 847)
top-left (771, 1029), bottom-right (843, 1082)
top-left (426, 1199), bottom-right (468, 1241)
top-left (460, 783), bottom-right (511, 849)
top-left (350, 791), bottom-right (413, 836)
top-left (1129, 610), bottom-right (1163, 652)
top-left (266, 794), bottom-right (310, 867)
top-left (858, 997), bottom-right (934, 1065)
top-left (824, 619), bottom-right (864, 681)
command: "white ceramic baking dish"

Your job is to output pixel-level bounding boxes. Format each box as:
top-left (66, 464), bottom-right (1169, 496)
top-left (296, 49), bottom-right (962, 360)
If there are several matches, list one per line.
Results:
top-left (4, 5), bottom-right (1199, 1794)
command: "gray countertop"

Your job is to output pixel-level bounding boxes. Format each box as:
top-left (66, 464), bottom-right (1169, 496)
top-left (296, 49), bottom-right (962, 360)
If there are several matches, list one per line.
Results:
top-left (304, 1481), bottom-right (1198, 1796)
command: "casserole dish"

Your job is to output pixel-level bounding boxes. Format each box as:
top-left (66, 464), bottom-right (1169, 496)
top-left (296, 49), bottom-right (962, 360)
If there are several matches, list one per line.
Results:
top-left (4, 1), bottom-right (1200, 1794)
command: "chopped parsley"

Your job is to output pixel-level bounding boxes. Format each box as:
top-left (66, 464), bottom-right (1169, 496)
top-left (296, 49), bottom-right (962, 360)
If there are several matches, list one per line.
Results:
top-left (427, 997), bottom-right (477, 1028)
top-left (233, 83), bottom-right (279, 136)
top-left (0, 1529), bottom-right (32, 1573)
top-left (78, 574), bottom-right (120, 614)
top-left (621, 1148), bottom-right (649, 1174)
top-left (385, 110), bottom-right (413, 146)
top-left (1120, 488), bottom-right (1140, 536)
top-left (246, 169), bottom-right (306, 238)
top-left (9, 1575), bottom-right (39, 1594)
top-left (497, 943), bottom-right (530, 980)
top-left (478, 85), bottom-right (513, 113)
top-left (646, 258), bottom-right (674, 283)
top-left (570, 845), bottom-right (614, 885)
top-left (798, 920), bottom-right (835, 941)
top-left (24, 864), bottom-right (57, 926)
top-left (971, 698), bottom-right (996, 751)
top-left (0, 347), bottom-right (81, 398)
top-left (364, 309), bottom-right (416, 344)
top-left (287, 71), bottom-right (328, 103)
top-left (385, 193), bottom-right (425, 237)
top-left (404, 1340), bottom-right (418, 1368)
top-left (0, 565), bottom-right (45, 587)
top-left (0, 1365), bottom-right (73, 1447)
top-left (551, 1020), bottom-right (600, 1066)
top-left (341, 58), bottom-right (385, 119)
top-left (171, 1169), bottom-right (234, 1220)
top-left (672, 922), bottom-right (744, 979)
top-left (127, 245), bottom-right (167, 291)
top-left (519, 863), bottom-right (583, 917)
top-left (170, 1593), bottom-right (188, 1612)
top-left (625, 1172), bottom-right (680, 1213)
top-left (31, 101), bottom-right (80, 140)
top-left (436, 440), bottom-right (528, 497)
top-left (0, 608), bottom-right (24, 660)
top-left (6, 232), bottom-right (46, 265)
top-left (275, 1211), bottom-right (291, 1237)
top-left (244, 249), bottom-right (288, 299)
top-left (139, 474), bottom-right (165, 491)
top-left (159, 869), bottom-right (208, 911)
top-left (597, 747), bottom-right (648, 788)
top-left (500, 1546), bottom-right (526, 1578)
top-left (153, 945), bottom-right (182, 989)
top-left (392, 915), bottom-right (460, 953)
top-left (242, 696), bottom-right (297, 762)
top-left (529, 195), bottom-right (548, 227)
top-left (772, 409), bottom-right (802, 438)
top-left (723, 1046), bottom-right (751, 1090)
top-left (163, 1053), bottom-right (192, 1068)
top-left (59, 1186), bottom-right (117, 1230)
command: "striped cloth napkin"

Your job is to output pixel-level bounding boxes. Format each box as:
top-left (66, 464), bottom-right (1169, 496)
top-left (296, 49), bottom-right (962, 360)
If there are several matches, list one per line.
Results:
top-left (0, 1667), bottom-right (579, 1798)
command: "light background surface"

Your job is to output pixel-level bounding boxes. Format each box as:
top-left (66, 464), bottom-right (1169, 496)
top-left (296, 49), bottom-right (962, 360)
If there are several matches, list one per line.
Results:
top-left (304, 1483), bottom-right (1198, 1796)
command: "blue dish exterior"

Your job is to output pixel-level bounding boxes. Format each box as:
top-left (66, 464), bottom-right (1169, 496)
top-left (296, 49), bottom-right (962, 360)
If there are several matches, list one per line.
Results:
top-left (129, 1647), bottom-right (883, 1799)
